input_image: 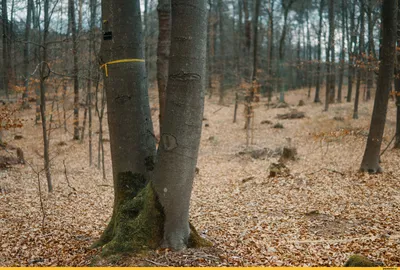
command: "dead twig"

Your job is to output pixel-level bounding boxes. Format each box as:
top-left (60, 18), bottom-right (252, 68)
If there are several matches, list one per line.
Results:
top-left (144, 259), bottom-right (167, 266)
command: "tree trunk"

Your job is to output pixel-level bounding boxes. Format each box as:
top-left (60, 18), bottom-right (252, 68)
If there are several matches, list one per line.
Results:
top-left (324, 0), bottom-right (334, 111)
top-left (218, 0), bottom-right (225, 104)
top-left (94, 0), bottom-right (210, 254)
top-left (347, 2), bottom-right (356, 102)
top-left (266, 0), bottom-right (274, 102)
top-left (337, 0), bottom-right (345, 103)
top-left (366, 1), bottom-right (376, 101)
top-left (353, 0), bottom-right (365, 119)
top-left (22, 0), bottom-right (33, 109)
top-left (2, 0), bottom-right (9, 99)
top-left (94, 0), bottom-right (157, 254)
top-left (40, 0), bottom-right (53, 192)
top-left (157, 0), bottom-right (171, 134)
top-left (360, 0), bottom-right (397, 172)
top-left (328, 0), bottom-right (335, 104)
top-left (152, 0), bottom-right (208, 249)
top-left (243, 0), bottom-right (251, 80)
top-left (69, 0), bottom-right (80, 140)
top-left (394, 0), bottom-right (400, 148)
top-left (315, 0), bottom-right (324, 103)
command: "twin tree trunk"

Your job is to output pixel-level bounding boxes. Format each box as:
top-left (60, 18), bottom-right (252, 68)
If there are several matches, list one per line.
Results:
top-left (360, 0), bottom-right (397, 173)
top-left (94, 0), bottom-right (210, 254)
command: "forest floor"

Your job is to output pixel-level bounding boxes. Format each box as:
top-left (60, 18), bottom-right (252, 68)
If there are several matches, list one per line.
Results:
top-left (0, 86), bottom-right (399, 266)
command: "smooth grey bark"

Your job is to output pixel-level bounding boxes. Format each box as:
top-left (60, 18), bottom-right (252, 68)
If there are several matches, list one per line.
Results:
top-left (69, 0), bottom-right (80, 140)
top-left (360, 0), bottom-right (397, 172)
top-left (314, 0), bottom-right (324, 103)
top-left (353, 0), bottom-right (365, 119)
top-left (100, 0), bottom-right (155, 195)
top-left (152, 0), bottom-right (208, 250)
top-left (156, 0), bottom-right (170, 134)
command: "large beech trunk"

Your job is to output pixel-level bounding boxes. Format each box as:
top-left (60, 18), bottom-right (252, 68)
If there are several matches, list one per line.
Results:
top-left (95, 0), bottom-right (210, 254)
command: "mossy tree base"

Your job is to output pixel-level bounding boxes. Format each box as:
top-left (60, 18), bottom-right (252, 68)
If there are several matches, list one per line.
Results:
top-left (92, 183), bottom-right (164, 256)
top-left (92, 179), bottom-right (212, 256)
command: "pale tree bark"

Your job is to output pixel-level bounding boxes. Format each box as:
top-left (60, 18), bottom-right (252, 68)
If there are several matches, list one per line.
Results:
top-left (152, 0), bottom-right (208, 250)
top-left (353, 0), bottom-right (365, 119)
top-left (157, 0), bottom-right (170, 134)
top-left (69, 0), bottom-right (80, 140)
top-left (360, 0), bottom-right (397, 172)
top-left (314, 0), bottom-right (324, 103)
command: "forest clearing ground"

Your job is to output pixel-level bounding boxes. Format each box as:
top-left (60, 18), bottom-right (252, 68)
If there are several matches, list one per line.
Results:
top-left (0, 87), bottom-right (399, 266)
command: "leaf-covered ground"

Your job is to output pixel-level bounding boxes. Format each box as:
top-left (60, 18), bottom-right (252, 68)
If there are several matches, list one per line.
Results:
top-left (0, 88), bottom-right (399, 266)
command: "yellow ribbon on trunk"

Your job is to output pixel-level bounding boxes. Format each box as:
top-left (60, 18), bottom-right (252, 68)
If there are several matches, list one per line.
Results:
top-left (100, 59), bottom-right (145, 77)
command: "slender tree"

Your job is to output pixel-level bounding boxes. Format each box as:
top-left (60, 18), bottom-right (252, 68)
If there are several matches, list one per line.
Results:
top-left (69, 0), bottom-right (80, 140)
top-left (22, 0), bottom-right (33, 108)
top-left (314, 0), bottom-right (324, 103)
top-left (2, 0), bottom-right (9, 99)
top-left (347, 2), bottom-right (357, 102)
top-left (360, 0), bottom-right (397, 172)
top-left (218, 0), bottom-right (225, 104)
top-left (353, 0), bottom-right (365, 119)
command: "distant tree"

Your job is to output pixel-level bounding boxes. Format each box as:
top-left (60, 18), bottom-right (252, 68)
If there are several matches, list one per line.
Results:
top-left (69, 0), bottom-right (80, 140)
top-left (353, 0), bottom-right (365, 119)
top-left (314, 0), bottom-right (324, 103)
top-left (2, 0), bottom-right (10, 99)
top-left (347, 1), bottom-right (357, 103)
top-left (360, 0), bottom-right (397, 172)
top-left (218, 0), bottom-right (225, 104)
top-left (324, 0), bottom-right (334, 111)
top-left (22, 0), bottom-right (33, 109)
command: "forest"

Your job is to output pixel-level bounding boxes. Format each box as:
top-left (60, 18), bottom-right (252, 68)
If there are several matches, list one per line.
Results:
top-left (0, 0), bottom-right (399, 267)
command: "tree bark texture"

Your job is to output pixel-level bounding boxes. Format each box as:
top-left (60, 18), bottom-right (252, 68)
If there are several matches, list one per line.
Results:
top-left (152, 0), bottom-right (208, 250)
top-left (157, 0), bottom-right (171, 134)
top-left (360, 0), bottom-right (397, 172)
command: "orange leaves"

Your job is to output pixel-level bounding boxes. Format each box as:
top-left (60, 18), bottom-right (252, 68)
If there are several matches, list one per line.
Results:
top-left (0, 105), bottom-right (24, 131)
